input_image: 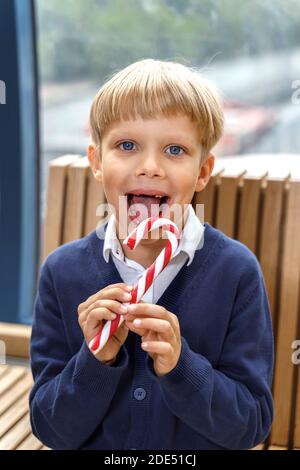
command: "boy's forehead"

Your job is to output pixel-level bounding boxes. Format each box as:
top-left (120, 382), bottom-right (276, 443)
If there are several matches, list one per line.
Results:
top-left (104, 114), bottom-right (198, 139)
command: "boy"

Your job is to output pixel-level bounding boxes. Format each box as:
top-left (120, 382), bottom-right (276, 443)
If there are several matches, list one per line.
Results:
top-left (29, 59), bottom-right (274, 450)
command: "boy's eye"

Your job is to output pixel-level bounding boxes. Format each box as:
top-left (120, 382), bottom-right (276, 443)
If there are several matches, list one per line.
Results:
top-left (166, 145), bottom-right (184, 156)
top-left (118, 141), bottom-right (136, 151)
top-left (117, 141), bottom-right (184, 156)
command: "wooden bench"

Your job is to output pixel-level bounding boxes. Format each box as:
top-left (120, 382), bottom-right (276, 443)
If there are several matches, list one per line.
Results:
top-left (1, 153), bottom-right (300, 450)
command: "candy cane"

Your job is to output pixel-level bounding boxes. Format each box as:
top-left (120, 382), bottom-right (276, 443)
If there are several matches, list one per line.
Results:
top-left (89, 216), bottom-right (180, 355)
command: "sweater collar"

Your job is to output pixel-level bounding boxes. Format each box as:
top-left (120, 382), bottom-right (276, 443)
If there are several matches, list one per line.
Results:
top-left (102, 204), bottom-right (205, 266)
top-left (92, 221), bottom-right (221, 312)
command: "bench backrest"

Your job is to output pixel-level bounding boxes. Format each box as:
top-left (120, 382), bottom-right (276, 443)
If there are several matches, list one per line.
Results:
top-left (43, 154), bottom-right (300, 449)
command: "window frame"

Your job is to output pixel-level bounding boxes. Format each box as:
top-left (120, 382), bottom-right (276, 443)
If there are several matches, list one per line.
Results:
top-left (0, 0), bottom-right (40, 324)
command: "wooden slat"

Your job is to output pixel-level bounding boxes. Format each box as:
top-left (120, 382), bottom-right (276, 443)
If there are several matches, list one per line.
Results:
top-left (17, 433), bottom-right (43, 450)
top-left (191, 156), bottom-right (225, 225)
top-left (0, 322), bottom-right (31, 358)
top-left (0, 412), bottom-right (31, 450)
top-left (0, 366), bottom-right (28, 396)
top-left (0, 372), bottom-right (32, 415)
top-left (193, 169), bottom-right (224, 225)
top-left (293, 331), bottom-right (300, 448)
top-left (0, 393), bottom-right (29, 438)
top-left (270, 179), bottom-right (300, 446)
top-left (268, 445), bottom-right (288, 450)
top-left (236, 174), bottom-right (266, 255)
top-left (259, 178), bottom-right (286, 324)
top-left (251, 443), bottom-right (265, 450)
top-left (62, 158), bottom-right (89, 243)
top-left (0, 365), bottom-right (9, 378)
top-left (83, 165), bottom-right (106, 236)
top-left (42, 155), bottom-right (80, 261)
top-left (215, 169), bottom-right (246, 237)
top-left (0, 366), bottom-right (43, 450)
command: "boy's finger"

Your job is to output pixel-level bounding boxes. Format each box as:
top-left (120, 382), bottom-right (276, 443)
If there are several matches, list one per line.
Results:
top-left (102, 283), bottom-right (133, 294)
top-left (125, 319), bottom-right (147, 337)
top-left (101, 287), bottom-right (133, 303)
top-left (126, 303), bottom-right (167, 317)
top-left (83, 289), bottom-right (131, 317)
top-left (78, 284), bottom-right (131, 314)
top-left (86, 307), bottom-right (117, 329)
top-left (108, 323), bottom-right (129, 350)
top-left (88, 299), bottom-right (128, 317)
top-left (113, 322), bottom-right (129, 343)
top-left (132, 318), bottom-right (176, 342)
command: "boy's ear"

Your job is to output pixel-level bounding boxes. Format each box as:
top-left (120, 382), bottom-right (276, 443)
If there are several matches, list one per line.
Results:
top-left (195, 153), bottom-right (215, 193)
top-left (87, 144), bottom-right (102, 182)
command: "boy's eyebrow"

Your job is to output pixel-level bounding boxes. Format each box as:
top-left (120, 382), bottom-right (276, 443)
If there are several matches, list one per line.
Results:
top-left (107, 130), bottom-right (195, 145)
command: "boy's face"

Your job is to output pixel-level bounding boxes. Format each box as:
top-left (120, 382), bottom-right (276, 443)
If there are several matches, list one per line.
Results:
top-left (88, 114), bottom-right (214, 238)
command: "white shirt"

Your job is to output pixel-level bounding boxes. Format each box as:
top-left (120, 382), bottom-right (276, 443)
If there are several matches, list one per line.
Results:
top-left (102, 204), bottom-right (205, 304)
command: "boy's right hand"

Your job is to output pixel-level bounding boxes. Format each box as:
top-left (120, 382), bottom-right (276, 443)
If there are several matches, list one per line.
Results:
top-left (77, 283), bottom-right (132, 364)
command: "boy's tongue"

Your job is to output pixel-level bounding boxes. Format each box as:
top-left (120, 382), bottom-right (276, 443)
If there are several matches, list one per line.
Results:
top-left (131, 194), bottom-right (161, 208)
top-left (130, 194), bottom-right (163, 219)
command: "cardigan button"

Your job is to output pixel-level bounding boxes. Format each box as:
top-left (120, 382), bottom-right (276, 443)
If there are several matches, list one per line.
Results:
top-left (133, 387), bottom-right (146, 401)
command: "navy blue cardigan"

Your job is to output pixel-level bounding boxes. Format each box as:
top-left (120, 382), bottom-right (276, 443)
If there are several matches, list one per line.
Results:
top-left (29, 222), bottom-right (274, 450)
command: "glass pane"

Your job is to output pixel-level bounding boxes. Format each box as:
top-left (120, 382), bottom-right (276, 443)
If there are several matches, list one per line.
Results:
top-left (35, 0), bottom-right (300, 219)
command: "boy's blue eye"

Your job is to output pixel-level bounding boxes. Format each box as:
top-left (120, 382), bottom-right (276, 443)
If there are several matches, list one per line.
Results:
top-left (118, 141), bottom-right (135, 151)
top-left (166, 145), bottom-right (184, 156)
top-left (118, 141), bottom-right (184, 156)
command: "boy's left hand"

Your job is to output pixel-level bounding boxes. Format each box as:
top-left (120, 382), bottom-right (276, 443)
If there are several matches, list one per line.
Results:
top-left (124, 303), bottom-right (182, 377)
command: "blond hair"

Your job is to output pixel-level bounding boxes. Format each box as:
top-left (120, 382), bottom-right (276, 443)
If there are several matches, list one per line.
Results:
top-left (89, 59), bottom-right (224, 163)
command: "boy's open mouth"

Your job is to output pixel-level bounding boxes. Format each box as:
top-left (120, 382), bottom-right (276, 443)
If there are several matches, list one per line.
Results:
top-left (125, 191), bottom-right (170, 220)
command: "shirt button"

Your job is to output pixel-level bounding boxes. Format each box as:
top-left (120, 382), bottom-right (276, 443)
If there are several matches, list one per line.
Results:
top-left (133, 387), bottom-right (146, 401)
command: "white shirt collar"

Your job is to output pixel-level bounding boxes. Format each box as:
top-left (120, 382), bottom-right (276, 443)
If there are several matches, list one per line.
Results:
top-left (103, 204), bottom-right (204, 267)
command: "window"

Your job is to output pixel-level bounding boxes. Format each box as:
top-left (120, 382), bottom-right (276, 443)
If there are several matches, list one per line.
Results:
top-left (0, 0), bottom-right (39, 323)
top-left (36, 0), bottom-right (300, 221)
top-left (2, 0), bottom-right (298, 323)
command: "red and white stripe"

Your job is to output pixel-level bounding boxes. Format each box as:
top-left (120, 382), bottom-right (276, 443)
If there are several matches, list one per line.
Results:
top-left (89, 216), bottom-right (180, 355)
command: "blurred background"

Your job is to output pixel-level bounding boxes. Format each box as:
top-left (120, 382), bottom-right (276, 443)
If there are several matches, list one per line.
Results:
top-left (36, 0), bottom-right (300, 221)
top-left (1, 0), bottom-right (300, 324)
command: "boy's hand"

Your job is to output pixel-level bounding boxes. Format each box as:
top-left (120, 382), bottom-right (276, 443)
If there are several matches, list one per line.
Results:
top-left (77, 283), bottom-right (132, 364)
top-left (124, 303), bottom-right (182, 377)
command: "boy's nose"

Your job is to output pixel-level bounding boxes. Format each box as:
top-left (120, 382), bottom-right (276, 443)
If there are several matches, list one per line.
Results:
top-left (134, 153), bottom-right (165, 178)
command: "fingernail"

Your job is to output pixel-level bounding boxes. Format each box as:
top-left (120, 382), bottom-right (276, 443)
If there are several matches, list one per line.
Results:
top-left (133, 319), bottom-right (142, 326)
top-left (124, 293), bottom-right (132, 301)
top-left (141, 342), bottom-right (148, 349)
top-left (120, 304), bottom-right (128, 313)
top-left (126, 285), bottom-right (133, 291)
top-left (111, 313), bottom-right (117, 319)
